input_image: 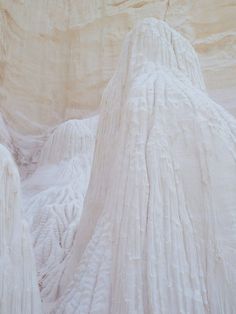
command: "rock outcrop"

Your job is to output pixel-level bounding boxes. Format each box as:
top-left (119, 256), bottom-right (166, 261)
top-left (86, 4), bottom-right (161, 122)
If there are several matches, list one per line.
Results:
top-left (53, 19), bottom-right (236, 314)
top-left (23, 117), bottom-right (98, 308)
top-left (0, 144), bottom-right (42, 314)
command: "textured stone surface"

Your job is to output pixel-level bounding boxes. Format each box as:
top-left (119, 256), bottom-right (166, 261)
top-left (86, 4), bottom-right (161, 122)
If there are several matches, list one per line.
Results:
top-left (0, 0), bottom-right (235, 134)
top-left (0, 144), bottom-right (42, 314)
top-left (53, 19), bottom-right (236, 314)
top-left (23, 117), bottom-right (97, 309)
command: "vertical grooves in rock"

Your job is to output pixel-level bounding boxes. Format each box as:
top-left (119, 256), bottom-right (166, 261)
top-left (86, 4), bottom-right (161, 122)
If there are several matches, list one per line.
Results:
top-left (0, 144), bottom-right (42, 314)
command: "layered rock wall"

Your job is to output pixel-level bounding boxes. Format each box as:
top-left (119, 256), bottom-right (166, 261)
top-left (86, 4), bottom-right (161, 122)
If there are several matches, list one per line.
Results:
top-left (0, 0), bottom-right (235, 133)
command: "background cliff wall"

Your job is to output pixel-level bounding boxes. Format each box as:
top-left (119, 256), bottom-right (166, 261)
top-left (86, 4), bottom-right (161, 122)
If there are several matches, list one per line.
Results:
top-left (0, 0), bottom-right (235, 134)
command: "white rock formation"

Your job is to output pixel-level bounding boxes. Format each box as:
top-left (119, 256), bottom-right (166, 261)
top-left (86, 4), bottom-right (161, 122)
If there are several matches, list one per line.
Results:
top-left (23, 117), bottom-right (98, 308)
top-left (0, 0), bottom-right (235, 134)
top-left (54, 19), bottom-right (236, 314)
top-left (0, 144), bottom-right (42, 314)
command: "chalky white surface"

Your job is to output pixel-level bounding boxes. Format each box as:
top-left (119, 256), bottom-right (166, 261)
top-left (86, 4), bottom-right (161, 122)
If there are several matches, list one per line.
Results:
top-left (0, 144), bottom-right (42, 314)
top-left (0, 14), bottom-right (235, 314)
top-left (23, 117), bottom-right (98, 309)
top-left (54, 19), bottom-right (236, 314)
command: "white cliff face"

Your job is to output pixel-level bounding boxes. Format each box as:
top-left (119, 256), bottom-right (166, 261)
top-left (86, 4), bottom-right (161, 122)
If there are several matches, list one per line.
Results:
top-left (0, 144), bottom-right (42, 314)
top-left (0, 0), bottom-right (235, 134)
top-left (53, 19), bottom-right (236, 314)
top-left (23, 117), bottom-right (98, 308)
top-left (0, 2), bottom-right (235, 312)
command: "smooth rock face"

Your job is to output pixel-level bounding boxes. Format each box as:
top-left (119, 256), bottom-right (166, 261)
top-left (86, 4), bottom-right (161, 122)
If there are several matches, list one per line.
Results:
top-left (53, 19), bottom-right (236, 314)
top-left (0, 0), bottom-right (235, 134)
top-left (23, 117), bottom-right (98, 308)
top-left (0, 144), bottom-right (42, 314)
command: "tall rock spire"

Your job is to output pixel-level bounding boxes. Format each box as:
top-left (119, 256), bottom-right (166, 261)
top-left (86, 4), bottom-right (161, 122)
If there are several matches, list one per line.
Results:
top-left (54, 19), bottom-right (236, 314)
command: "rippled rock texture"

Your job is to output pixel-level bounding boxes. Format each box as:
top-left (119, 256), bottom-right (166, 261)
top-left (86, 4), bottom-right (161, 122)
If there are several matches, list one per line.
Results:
top-left (23, 117), bottom-right (97, 309)
top-left (52, 18), bottom-right (236, 314)
top-left (0, 0), bottom-right (235, 134)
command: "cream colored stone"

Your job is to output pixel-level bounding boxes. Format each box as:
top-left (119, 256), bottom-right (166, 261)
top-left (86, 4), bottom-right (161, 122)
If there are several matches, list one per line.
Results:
top-left (0, 0), bottom-right (235, 130)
